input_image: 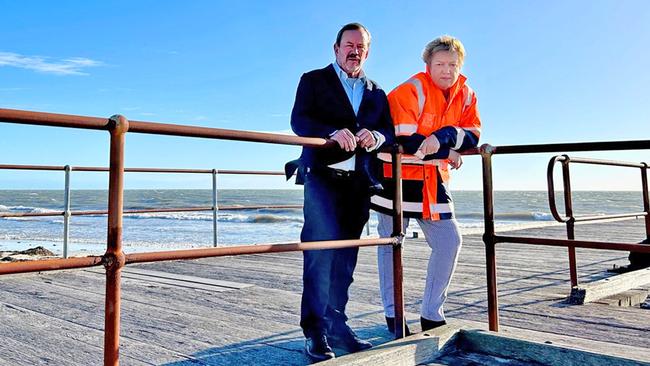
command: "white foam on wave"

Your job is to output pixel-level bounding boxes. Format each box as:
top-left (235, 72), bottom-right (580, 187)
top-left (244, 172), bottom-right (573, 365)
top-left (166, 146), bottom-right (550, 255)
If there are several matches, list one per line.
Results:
top-left (124, 211), bottom-right (304, 224)
top-left (31, 207), bottom-right (61, 214)
top-left (0, 205), bottom-right (60, 214)
top-left (125, 212), bottom-right (214, 221)
top-left (456, 220), bottom-right (560, 236)
top-left (531, 212), bottom-right (553, 221)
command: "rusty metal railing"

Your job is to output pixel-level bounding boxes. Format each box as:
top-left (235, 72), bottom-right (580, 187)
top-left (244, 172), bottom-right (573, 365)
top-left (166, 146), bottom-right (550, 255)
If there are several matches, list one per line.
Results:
top-left (0, 163), bottom-right (301, 256)
top-left (7, 107), bottom-right (649, 356)
top-left (0, 108), bottom-right (406, 365)
top-left (546, 155), bottom-right (650, 288)
top-left (480, 141), bottom-right (650, 331)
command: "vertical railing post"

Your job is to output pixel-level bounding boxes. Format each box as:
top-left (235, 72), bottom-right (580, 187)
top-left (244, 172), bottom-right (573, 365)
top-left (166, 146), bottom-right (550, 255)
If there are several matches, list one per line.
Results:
top-left (561, 157), bottom-right (578, 288)
top-left (63, 165), bottom-right (72, 259)
top-left (212, 169), bottom-right (218, 247)
top-left (480, 144), bottom-right (499, 332)
top-left (641, 163), bottom-right (650, 241)
top-left (104, 115), bottom-right (128, 366)
top-left (391, 145), bottom-right (406, 339)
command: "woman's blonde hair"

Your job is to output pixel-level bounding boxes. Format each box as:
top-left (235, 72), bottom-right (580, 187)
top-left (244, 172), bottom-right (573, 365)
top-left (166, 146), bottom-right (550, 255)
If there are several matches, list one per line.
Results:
top-left (422, 35), bottom-right (465, 66)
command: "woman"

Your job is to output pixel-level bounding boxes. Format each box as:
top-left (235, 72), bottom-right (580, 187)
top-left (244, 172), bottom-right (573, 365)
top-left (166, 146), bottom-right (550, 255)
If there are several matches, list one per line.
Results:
top-left (370, 35), bottom-right (481, 335)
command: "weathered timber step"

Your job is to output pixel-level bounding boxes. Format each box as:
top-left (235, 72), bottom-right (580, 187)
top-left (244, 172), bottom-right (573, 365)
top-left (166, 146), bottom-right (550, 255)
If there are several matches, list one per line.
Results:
top-left (568, 267), bottom-right (650, 305)
top-left (594, 288), bottom-right (649, 307)
top-left (324, 320), bottom-right (650, 366)
top-left (85, 267), bottom-right (253, 292)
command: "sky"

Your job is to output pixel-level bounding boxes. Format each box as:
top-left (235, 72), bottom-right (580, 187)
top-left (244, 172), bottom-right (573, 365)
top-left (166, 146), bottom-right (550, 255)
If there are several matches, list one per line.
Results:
top-left (1, 0), bottom-right (649, 191)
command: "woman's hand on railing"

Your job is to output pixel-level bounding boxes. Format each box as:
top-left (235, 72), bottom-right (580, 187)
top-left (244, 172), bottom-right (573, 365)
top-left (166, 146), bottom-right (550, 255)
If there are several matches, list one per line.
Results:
top-left (448, 150), bottom-right (463, 169)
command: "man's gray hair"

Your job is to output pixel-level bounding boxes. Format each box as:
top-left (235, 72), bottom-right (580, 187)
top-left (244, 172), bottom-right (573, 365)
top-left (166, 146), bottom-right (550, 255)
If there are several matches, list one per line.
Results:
top-left (335, 22), bottom-right (371, 46)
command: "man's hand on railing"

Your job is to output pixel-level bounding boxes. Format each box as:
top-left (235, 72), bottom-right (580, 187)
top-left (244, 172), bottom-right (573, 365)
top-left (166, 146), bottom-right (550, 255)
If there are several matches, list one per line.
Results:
top-left (330, 128), bottom-right (357, 152)
top-left (355, 128), bottom-right (376, 149)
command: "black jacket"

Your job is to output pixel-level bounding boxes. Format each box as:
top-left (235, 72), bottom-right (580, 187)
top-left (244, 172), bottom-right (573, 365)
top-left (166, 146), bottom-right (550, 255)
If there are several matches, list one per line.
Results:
top-left (287, 64), bottom-right (395, 181)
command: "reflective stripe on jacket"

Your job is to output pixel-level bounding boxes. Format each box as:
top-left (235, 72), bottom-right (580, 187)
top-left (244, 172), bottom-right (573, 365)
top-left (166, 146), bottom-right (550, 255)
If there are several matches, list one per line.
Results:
top-left (370, 72), bottom-right (481, 220)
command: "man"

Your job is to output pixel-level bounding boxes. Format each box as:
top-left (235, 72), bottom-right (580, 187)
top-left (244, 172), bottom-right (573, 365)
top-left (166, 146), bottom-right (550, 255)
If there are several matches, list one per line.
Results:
top-left (370, 35), bottom-right (481, 335)
top-left (287, 22), bottom-right (395, 361)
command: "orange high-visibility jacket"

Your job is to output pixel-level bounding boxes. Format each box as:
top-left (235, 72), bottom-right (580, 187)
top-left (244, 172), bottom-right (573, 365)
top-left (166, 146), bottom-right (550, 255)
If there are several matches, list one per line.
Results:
top-left (370, 72), bottom-right (481, 220)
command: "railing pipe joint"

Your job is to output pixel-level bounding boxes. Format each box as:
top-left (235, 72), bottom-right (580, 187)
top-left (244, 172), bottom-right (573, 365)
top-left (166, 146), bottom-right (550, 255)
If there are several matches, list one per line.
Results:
top-left (108, 114), bottom-right (129, 135)
top-left (482, 232), bottom-right (496, 246)
top-left (102, 252), bottom-right (126, 272)
top-left (479, 143), bottom-right (496, 157)
top-left (392, 234), bottom-right (405, 248)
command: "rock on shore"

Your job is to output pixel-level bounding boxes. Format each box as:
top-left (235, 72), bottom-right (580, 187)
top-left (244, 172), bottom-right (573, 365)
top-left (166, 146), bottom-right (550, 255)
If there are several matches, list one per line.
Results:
top-left (0, 246), bottom-right (56, 262)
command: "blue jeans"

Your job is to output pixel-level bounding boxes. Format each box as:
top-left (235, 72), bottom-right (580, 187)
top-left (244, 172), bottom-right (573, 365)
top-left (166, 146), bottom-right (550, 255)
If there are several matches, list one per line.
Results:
top-left (300, 169), bottom-right (369, 338)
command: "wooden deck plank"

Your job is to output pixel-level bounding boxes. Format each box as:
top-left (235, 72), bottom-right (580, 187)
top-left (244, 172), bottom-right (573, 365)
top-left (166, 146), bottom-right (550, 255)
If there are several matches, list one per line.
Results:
top-left (569, 267), bottom-right (650, 304)
top-left (0, 301), bottom-right (160, 366)
top-left (0, 218), bottom-right (648, 364)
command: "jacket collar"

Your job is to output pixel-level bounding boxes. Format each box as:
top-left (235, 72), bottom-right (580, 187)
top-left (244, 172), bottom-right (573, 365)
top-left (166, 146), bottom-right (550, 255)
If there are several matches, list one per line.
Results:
top-left (421, 71), bottom-right (467, 101)
top-left (324, 64), bottom-right (375, 119)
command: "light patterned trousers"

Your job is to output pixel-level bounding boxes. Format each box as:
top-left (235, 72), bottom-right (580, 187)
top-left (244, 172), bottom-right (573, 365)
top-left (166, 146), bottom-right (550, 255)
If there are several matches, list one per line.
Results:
top-left (376, 212), bottom-right (462, 321)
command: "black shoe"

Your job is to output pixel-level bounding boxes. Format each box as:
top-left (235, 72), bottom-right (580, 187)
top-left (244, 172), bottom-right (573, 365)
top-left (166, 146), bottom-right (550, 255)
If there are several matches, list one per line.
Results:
top-left (304, 334), bottom-right (335, 361)
top-left (420, 317), bottom-right (446, 331)
top-left (385, 316), bottom-right (412, 336)
top-left (329, 326), bottom-right (372, 352)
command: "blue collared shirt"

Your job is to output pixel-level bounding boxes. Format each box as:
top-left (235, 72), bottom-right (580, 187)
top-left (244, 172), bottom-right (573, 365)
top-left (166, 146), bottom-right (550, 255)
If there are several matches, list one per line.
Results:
top-left (332, 61), bottom-right (366, 116)
top-left (329, 62), bottom-right (384, 171)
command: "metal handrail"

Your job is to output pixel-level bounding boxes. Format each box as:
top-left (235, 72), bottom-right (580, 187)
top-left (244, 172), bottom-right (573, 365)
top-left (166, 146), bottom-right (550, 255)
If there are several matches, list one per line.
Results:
top-left (547, 155), bottom-right (650, 223)
top-left (480, 142), bottom-right (650, 332)
top-left (0, 108), bottom-right (334, 147)
top-left (546, 154), bottom-right (650, 287)
top-left (6, 107), bottom-right (649, 359)
top-left (0, 163), bottom-right (302, 255)
top-left (0, 108), bottom-right (408, 364)
top-left (486, 140), bottom-right (650, 154)
top-left (0, 237), bottom-right (398, 275)
top-left (0, 164), bottom-right (288, 175)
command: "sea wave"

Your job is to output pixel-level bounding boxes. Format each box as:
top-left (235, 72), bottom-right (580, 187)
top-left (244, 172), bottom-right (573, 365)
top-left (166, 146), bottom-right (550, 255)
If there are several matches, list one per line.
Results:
top-left (123, 212), bottom-right (303, 224)
top-left (452, 220), bottom-right (560, 236)
top-left (125, 212), bottom-right (213, 221)
top-left (457, 211), bottom-right (555, 222)
top-left (0, 205), bottom-right (60, 214)
top-left (0, 205), bottom-right (62, 221)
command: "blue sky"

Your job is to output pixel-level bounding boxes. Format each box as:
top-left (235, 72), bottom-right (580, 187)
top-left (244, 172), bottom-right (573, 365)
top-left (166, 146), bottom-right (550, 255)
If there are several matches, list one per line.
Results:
top-left (1, 0), bottom-right (648, 190)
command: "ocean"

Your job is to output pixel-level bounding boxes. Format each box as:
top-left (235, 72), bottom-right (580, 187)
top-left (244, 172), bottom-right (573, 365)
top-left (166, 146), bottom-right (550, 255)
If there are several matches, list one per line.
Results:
top-left (0, 190), bottom-right (645, 256)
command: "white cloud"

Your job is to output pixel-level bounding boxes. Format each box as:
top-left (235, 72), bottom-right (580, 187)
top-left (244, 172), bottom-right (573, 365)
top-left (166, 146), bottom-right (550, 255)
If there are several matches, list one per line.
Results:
top-left (0, 52), bottom-right (103, 75)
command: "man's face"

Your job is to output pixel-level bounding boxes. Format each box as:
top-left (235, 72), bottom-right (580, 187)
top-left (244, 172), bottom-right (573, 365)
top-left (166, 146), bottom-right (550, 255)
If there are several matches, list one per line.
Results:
top-left (427, 51), bottom-right (461, 91)
top-left (334, 29), bottom-right (370, 77)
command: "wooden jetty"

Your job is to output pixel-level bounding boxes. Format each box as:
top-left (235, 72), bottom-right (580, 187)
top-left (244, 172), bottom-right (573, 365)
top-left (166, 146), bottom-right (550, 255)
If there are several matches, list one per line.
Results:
top-left (1, 218), bottom-right (649, 365)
